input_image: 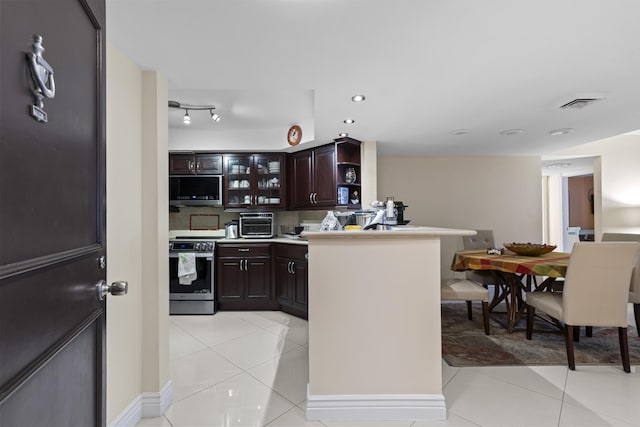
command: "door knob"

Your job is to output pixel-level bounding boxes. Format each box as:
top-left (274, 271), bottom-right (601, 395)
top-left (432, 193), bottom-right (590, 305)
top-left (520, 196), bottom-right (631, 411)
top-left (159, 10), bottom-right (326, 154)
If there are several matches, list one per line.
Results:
top-left (97, 280), bottom-right (129, 300)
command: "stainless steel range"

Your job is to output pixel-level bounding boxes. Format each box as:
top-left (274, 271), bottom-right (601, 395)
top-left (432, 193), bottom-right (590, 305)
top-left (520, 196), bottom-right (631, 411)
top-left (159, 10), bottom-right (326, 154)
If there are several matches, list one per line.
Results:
top-left (169, 237), bottom-right (219, 314)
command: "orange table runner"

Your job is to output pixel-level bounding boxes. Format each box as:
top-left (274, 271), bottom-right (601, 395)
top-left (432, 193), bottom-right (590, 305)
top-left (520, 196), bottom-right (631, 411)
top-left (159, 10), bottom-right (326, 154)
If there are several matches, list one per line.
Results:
top-left (451, 249), bottom-right (570, 278)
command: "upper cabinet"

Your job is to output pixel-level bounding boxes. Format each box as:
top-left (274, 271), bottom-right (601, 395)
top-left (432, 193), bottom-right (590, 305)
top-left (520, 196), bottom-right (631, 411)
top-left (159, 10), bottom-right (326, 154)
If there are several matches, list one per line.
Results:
top-left (335, 137), bottom-right (362, 209)
top-left (287, 137), bottom-right (361, 209)
top-left (224, 153), bottom-right (285, 209)
top-left (169, 153), bottom-right (223, 175)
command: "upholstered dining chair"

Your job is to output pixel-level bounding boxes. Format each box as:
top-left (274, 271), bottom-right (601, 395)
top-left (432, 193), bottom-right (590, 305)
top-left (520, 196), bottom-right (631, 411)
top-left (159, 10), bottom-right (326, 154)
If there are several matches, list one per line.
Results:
top-left (462, 230), bottom-right (496, 286)
top-left (602, 232), bottom-right (640, 336)
top-left (441, 278), bottom-right (490, 335)
top-left (526, 242), bottom-right (640, 372)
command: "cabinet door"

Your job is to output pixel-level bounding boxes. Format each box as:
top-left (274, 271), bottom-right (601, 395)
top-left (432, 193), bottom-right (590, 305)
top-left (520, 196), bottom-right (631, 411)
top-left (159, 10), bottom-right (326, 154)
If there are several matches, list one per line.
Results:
top-left (170, 154), bottom-right (195, 175)
top-left (195, 154), bottom-right (223, 174)
top-left (312, 144), bottom-right (336, 206)
top-left (289, 150), bottom-right (313, 208)
top-left (245, 258), bottom-right (271, 300)
top-left (217, 258), bottom-right (243, 300)
top-left (275, 257), bottom-right (294, 305)
top-left (293, 260), bottom-right (308, 313)
top-left (253, 154), bottom-right (284, 208)
top-left (224, 155), bottom-right (252, 207)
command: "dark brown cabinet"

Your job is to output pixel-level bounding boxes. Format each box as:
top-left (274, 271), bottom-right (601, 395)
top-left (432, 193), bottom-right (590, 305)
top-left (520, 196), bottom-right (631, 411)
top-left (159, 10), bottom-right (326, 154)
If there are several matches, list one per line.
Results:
top-left (335, 137), bottom-right (362, 209)
top-left (274, 244), bottom-right (308, 319)
top-left (288, 144), bottom-right (336, 209)
top-left (170, 153), bottom-right (223, 175)
top-left (216, 243), bottom-right (277, 310)
top-left (224, 153), bottom-right (285, 208)
top-left (287, 138), bottom-right (361, 209)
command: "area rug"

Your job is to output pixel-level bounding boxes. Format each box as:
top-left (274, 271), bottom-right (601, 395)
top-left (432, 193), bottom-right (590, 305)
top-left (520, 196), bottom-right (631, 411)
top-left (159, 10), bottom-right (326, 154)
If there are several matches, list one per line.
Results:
top-left (441, 302), bottom-right (640, 367)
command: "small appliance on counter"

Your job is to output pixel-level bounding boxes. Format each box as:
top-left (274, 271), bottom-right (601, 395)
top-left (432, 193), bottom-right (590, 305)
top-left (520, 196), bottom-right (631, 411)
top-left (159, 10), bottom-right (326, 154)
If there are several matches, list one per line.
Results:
top-left (239, 212), bottom-right (274, 238)
top-left (224, 220), bottom-right (239, 239)
top-left (393, 201), bottom-right (410, 225)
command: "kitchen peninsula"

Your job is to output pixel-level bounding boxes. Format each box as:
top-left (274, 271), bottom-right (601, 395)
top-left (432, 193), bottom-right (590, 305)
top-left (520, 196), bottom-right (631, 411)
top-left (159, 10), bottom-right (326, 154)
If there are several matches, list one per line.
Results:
top-left (304, 227), bottom-right (475, 422)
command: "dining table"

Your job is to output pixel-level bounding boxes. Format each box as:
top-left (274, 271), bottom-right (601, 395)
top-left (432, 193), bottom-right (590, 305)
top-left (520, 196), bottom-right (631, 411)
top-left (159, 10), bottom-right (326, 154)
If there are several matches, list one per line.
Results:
top-left (451, 249), bottom-right (571, 333)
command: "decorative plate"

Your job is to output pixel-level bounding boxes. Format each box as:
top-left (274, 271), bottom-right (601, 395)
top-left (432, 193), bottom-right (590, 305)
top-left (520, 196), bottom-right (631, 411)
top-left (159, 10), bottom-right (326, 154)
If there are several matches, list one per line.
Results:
top-left (503, 242), bottom-right (557, 256)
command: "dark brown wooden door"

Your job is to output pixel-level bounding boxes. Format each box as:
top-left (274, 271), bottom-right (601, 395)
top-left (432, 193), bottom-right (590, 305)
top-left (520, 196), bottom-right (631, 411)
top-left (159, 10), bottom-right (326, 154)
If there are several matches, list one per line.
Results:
top-left (1, 0), bottom-right (107, 426)
top-left (289, 150), bottom-right (313, 208)
top-left (313, 144), bottom-right (337, 206)
top-left (195, 153), bottom-right (222, 175)
top-left (169, 153), bottom-right (197, 175)
top-left (245, 258), bottom-right (270, 300)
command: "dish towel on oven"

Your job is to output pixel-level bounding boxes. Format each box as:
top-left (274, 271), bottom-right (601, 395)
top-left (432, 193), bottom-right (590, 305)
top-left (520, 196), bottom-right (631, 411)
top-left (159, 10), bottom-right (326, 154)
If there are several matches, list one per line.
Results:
top-left (178, 253), bottom-right (197, 285)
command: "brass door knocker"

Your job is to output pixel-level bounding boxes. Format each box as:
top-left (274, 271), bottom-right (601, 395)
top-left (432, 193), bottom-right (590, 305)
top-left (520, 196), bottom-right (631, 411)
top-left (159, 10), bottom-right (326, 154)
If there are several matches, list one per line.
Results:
top-left (26, 34), bottom-right (55, 122)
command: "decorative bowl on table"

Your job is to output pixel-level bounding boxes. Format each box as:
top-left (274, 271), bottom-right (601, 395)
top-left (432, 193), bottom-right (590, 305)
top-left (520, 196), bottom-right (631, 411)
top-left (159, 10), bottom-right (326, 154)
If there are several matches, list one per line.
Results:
top-left (503, 242), bottom-right (557, 256)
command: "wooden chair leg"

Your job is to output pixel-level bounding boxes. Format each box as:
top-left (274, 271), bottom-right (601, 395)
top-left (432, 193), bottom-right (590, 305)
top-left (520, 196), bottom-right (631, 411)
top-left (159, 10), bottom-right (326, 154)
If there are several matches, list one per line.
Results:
top-left (466, 300), bottom-right (473, 320)
top-left (573, 325), bottom-right (580, 342)
top-left (526, 305), bottom-right (535, 340)
top-left (619, 327), bottom-right (631, 373)
top-left (585, 326), bottom-right (593, 337)
top-left (565, 324), bottom-right (576, 370)
top-left (482, 301), bottom-right (490, 335)
top-left (634, 304), bottom-right (640, 338)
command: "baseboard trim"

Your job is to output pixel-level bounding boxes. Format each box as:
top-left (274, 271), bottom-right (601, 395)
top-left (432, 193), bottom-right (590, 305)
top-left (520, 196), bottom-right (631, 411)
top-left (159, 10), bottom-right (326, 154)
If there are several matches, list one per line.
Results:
top-left (141, 380), bottom-right (174, 418)
top-left (108, 380), bottom-right (173, 427)
top-left (306, 389), bottom-right (446, 421)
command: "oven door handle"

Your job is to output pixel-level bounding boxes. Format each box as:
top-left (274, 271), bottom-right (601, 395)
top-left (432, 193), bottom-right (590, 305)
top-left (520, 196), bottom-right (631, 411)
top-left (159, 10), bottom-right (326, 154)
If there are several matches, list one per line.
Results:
top-left (169, 253), bottom-right (213, 259)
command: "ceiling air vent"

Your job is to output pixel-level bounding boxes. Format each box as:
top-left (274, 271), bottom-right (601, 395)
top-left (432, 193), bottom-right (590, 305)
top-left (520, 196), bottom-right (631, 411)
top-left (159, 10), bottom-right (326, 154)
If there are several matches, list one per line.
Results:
top-left (558, 98), bottom-right (603, 109)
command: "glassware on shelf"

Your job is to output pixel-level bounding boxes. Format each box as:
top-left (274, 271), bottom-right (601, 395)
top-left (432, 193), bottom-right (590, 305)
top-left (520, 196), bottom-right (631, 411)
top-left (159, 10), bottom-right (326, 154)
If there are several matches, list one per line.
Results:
top-left (345, 167), bottom-right (357, 184)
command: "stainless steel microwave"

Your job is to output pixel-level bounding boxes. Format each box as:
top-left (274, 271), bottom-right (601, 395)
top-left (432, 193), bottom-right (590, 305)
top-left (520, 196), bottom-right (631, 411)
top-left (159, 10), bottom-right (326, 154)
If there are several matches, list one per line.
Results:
top-left (169, 175), bottom-right (223, 206)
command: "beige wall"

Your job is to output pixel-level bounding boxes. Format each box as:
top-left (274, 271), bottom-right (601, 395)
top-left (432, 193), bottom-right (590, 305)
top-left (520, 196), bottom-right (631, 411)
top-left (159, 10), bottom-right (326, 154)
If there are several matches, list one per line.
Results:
top-left (141, 71), bottom-right (170, 393)
top-left (378, 156), bottom-right (543, 277)
top-left (106, 46), bottom-right (170, 424)
top-left (106, 44), bottom-right (143, 422)
top-left (552, 134), bottom-right (640, 236)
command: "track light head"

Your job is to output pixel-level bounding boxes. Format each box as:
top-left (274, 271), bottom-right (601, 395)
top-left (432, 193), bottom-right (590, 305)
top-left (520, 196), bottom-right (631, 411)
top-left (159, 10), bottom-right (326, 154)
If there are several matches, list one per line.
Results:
top-left (210, 109), bottom-right (221, 122)
top-left (183, 110), bottom-right (191, 124)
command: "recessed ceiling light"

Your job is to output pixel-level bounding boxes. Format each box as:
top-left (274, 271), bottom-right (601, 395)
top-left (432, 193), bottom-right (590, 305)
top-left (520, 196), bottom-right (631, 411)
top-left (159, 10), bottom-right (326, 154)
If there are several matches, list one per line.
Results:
top-left (338, 132), bottom-right (348, 137)
top-left (549, 128), bottom-right (574, 136)
top-left (451, 129), bottom-right (470, 136)
top-left (351, 95), bottom-right (366, 102)
top-left (500, 129), bottom-right (524, 136)
top-left (344, 118), bottom-right (355, 124)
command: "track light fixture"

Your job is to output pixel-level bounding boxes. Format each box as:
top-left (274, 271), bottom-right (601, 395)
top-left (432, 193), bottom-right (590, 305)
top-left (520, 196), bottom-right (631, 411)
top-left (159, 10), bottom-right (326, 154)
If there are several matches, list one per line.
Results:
top-left (169, 100), bottom-right (221, 125)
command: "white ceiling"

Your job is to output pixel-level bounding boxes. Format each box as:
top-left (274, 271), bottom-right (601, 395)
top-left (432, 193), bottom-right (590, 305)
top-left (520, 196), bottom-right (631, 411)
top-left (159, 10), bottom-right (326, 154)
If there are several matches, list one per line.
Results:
top-left (106, 0), bottom-right (640, 156)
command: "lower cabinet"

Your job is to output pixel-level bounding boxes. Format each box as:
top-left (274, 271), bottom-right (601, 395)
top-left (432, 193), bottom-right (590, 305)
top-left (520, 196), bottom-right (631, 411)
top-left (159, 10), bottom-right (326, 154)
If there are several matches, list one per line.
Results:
top-left (274, 243), bottom-right (308, 319)
top-left (216, 243), bottom-right (278, 311)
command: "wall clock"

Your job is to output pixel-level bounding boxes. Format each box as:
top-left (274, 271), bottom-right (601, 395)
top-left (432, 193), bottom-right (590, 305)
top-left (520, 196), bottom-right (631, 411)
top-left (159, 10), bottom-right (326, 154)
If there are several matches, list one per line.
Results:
top-left (287, 125), bottom-right (302, 146)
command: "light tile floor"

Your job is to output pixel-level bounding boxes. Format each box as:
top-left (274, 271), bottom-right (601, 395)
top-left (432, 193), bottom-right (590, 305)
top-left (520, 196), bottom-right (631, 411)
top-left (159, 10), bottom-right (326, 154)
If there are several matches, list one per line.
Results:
top-left (136, 311), bottom-right (640, 427)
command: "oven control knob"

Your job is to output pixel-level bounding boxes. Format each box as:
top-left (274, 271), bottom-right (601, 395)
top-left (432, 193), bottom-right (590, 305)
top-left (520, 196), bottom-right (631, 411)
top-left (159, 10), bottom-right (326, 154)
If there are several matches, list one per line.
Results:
top-left (194, 243), bottom-right (201, 250)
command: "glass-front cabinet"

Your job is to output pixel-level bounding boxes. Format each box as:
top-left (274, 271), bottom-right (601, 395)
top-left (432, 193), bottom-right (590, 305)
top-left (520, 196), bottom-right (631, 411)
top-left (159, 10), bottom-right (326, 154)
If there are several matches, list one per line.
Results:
top-left (224, 153), bottom-right (285, 209)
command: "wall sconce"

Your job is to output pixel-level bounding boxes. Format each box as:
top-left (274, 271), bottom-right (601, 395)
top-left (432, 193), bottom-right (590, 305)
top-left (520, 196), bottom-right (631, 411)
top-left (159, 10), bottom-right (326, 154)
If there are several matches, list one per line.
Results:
top-left (169, 100), bottom-right (221, 125)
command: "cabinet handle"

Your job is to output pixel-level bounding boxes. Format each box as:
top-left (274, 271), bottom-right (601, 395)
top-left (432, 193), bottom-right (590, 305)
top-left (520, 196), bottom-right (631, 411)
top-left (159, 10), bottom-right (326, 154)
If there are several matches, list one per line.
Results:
top-left (189, 161), bottom-right (195, 172)
top-left (244, 259), bottom-right (248, 271)
top-left (238, 248), bottom-right (250, 252)
top-left (287, 261), bottom-right (292, 274)
top-left (313, 193), bottom-right (318, 204)
top-left (196, 161), bottom-right (201, 172)
top-left (309, 193), bottom-right (313, 204)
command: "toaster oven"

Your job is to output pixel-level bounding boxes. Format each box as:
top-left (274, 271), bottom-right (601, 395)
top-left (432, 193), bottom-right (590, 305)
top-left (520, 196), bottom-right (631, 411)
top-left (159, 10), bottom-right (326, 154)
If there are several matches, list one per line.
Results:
top-left (239, 212), bottom-right (274, 238)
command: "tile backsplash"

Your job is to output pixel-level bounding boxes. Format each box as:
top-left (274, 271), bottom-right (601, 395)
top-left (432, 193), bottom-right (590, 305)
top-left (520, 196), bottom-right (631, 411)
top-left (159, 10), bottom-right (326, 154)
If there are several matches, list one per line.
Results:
top-left (169, 206), bottom-right (327, 234)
